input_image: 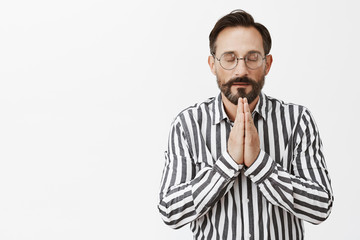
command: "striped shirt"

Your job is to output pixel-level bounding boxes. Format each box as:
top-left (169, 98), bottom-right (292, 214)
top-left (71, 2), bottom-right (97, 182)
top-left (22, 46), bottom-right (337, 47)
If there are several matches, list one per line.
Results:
top-left (158, 92), bottom-right (333, 240)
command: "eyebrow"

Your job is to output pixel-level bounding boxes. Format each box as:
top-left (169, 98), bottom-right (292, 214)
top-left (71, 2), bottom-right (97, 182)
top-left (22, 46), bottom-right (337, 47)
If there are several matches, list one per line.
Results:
top-left (221, 50), bottom-right (262, 56)
top-left (247, 50), bottom-right (262, 55)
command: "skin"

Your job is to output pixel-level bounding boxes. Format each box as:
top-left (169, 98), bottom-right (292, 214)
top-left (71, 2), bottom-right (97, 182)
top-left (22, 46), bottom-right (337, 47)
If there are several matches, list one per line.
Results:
top-left (208, 26), bottom-right (273, 166)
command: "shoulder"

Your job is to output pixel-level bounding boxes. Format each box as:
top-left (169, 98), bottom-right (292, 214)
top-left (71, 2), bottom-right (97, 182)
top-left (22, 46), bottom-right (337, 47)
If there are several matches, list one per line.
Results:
top-left (170, 96), bottom-right (216, 126)
top-left (265, 94), bottom-right (310, 116)
top-left (264, 94), bottom-right (318, 128)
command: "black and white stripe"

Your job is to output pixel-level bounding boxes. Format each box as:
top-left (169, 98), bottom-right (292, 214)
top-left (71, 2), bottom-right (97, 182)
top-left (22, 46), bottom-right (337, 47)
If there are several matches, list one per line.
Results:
top-left (158, 92), bottom-right (333, 240)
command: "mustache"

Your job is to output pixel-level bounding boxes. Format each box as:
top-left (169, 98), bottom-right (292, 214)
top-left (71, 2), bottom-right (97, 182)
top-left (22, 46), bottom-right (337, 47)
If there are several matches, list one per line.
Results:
top-left (222, 77), bottom-right (256, 87)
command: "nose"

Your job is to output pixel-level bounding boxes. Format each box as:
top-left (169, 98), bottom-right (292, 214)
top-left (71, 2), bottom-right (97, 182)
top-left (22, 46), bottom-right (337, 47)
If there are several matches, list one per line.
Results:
top-left (234, 58), bottom-right (249, 77)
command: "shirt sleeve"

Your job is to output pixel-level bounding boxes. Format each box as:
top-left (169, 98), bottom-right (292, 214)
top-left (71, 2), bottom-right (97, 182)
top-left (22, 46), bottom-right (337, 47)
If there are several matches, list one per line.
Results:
top-left (244, 109), bottom-right (334, 224)
top-left (158, 117), bottom-right (242, 229)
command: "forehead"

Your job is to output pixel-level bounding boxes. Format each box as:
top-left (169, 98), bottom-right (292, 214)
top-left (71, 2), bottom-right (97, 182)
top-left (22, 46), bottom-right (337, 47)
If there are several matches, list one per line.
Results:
top-left (215, 26), bottom-right (264, 55)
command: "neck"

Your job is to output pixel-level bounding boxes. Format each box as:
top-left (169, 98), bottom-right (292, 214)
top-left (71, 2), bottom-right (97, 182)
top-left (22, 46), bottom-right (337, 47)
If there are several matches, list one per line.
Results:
top-left (221, 93), bottom-right (260, 122)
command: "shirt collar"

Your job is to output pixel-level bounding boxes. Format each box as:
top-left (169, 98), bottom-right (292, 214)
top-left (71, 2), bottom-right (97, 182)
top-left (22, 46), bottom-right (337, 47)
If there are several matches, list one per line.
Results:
top-left (212, 92), bottom-right (269, 125)
top-left (212, 93), bottom-right (228, 125)
top-left (253, 91), bottom-right (269, 121)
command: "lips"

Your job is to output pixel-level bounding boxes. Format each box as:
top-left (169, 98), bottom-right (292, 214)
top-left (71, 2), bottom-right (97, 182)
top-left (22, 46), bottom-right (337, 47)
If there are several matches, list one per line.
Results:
top-left (232, 82), bottom-right (250, 86)
top-left (222, 77), bottom-right (254, 88)
top-left (233, 82), bottom-right (249, 85)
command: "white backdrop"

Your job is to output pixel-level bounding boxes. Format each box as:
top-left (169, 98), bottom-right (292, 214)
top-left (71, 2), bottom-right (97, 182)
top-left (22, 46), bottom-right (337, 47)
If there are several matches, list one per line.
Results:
top-left (0, 0), bottom-right (359, 239)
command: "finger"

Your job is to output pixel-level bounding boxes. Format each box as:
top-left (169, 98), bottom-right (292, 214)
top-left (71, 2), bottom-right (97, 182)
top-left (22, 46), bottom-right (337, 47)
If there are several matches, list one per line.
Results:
top-left (234, 98), bottom-right (244, 124)
top-left (245, 111), bottom-right (252, 132)
top-left (243, 99), bottom-right (255, 132)
top-left (244, 98), bottom-right (251, 114)
top-left (245, 110), bottom-right (258, 138)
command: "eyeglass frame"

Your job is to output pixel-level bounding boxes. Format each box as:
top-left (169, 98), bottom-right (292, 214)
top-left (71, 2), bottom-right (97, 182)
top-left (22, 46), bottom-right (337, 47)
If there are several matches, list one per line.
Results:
top-left (211, 51), bottom-right (268, 70)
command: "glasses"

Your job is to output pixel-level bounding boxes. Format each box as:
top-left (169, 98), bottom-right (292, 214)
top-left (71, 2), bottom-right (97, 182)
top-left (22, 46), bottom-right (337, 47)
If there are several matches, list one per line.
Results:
top-left (212, 51), bottom-right (266, 70)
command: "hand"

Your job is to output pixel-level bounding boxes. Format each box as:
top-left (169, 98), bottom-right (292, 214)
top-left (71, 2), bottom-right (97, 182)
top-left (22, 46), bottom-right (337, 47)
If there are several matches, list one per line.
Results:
top-left (227, 98), bottom-right (245, 164)
top-left (243, 98), bottom-right (260, 167)
top-left (227, 98), bottom-right (260, 166)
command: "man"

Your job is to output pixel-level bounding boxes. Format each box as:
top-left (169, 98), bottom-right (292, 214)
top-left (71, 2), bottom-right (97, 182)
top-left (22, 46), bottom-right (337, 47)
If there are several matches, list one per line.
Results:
top-left (158, 9), bottom-right (333, 240)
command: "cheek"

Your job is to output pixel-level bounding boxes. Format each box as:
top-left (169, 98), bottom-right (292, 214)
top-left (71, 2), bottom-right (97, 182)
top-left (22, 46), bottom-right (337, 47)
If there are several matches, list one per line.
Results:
top-left (261, 64), bottom-right (266, 75)
top-left (252, 68), bottom-right (266, 79)
top-left (264, 63), bottom-right (270, 75)
top-left (217, 67), bottom-right (233, 80)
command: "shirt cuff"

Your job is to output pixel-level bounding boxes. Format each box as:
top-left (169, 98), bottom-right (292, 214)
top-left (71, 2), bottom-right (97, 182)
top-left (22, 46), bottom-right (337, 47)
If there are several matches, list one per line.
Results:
top-left (244, 150), bottom-right (276, 184)
top-left (214, 150), bottom-right (243, 180)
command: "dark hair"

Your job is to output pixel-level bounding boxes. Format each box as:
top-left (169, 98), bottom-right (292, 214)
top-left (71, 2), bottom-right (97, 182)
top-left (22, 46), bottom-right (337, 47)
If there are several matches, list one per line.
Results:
top-left (209, 9), bottom-right (272, 55)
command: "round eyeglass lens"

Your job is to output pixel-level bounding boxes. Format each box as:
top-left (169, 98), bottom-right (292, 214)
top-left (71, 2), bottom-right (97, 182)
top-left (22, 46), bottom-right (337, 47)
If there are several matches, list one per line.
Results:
top-left (220, 53), bottom-right (237, 70)
top-left (245, 52), bottom-right (263, 69)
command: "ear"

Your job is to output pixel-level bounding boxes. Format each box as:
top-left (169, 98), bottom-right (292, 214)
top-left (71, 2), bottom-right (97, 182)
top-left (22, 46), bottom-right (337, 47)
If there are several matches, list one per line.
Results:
top-left (208, 55), bottom-right (217, 76)
top-left (264, 54), bottom-right (273, 76)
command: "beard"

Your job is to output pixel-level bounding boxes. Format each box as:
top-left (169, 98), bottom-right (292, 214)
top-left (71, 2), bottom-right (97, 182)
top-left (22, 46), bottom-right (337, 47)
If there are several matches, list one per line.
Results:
top-left (217, 75), bottom-right (265, 105)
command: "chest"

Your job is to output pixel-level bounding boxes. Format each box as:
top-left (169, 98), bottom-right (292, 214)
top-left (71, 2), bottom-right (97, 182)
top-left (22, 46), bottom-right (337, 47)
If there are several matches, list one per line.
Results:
top-left (195, 116), bottom-right (295, 172)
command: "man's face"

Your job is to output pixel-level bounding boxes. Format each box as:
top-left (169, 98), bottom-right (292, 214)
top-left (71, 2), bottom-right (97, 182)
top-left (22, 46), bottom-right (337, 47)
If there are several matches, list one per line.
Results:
top-left (208, 26), bottom-right (272, 105)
